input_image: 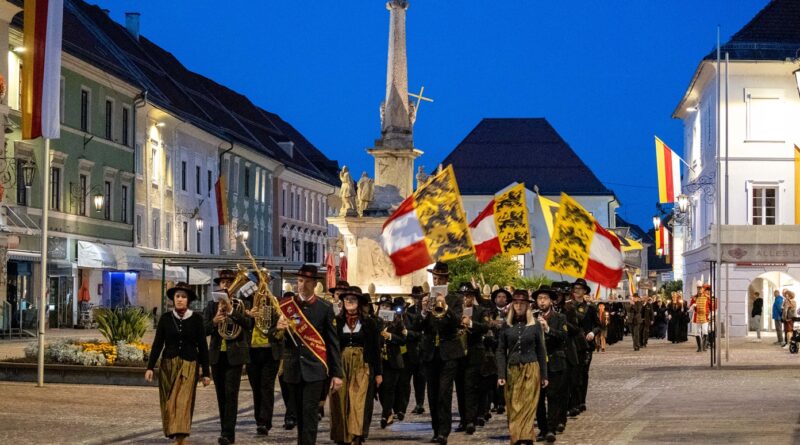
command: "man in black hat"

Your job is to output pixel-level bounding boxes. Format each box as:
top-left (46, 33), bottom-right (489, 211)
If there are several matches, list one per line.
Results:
top-left (278, 264), bottom-right (343, 445)
top-left (375, 294), bottom-right (407, 428)
top-left (533, 285), bottom-right (569, 443)
top-left (420, 262), bottom-right (464, 445)
top-left (393, 294), bottom-right (422, 421)
top-left (204, 270), bottom-right (252, 445)
top-left (627, 293), bottom-right (643, 351)
top-left (570, 279), bottom-right (599, 413)
top-left (402, 286), bottom-right (427, 415)
top-left (640, 294), bottom-right (654, 348)
top-left (482, 288), bottom-right (511, 419)
top-left (278, 291), bottom-right (298, 430)
top-left (453, 282), bottom-right (488, 435)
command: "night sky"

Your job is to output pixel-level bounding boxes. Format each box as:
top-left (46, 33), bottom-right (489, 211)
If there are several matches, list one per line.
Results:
top-left (94, 1), bottom-right (764, 231)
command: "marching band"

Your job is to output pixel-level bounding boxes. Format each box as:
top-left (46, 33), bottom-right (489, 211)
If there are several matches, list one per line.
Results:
top-left (148, 254), bottom-right (612, 445)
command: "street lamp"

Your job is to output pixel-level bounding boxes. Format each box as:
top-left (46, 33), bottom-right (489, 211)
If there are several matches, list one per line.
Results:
top-left (93, 193), bottom-right (104, 211)
top-left (677, 194), bottom-right (690, 213)
top-left (22, 161), bottom-right (35, 187)
top-left (238, 229), bottom-right (249, 241)
top-left (195, 218), bottom-right (204, 232)
top-left (652, 215), bottom-right (661, 230)
top-left (657, 247), bottom-right (664, 257)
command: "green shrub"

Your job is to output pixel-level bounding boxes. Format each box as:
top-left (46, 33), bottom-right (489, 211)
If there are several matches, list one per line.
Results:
top-left (95, 307), bottom-right (150, 344)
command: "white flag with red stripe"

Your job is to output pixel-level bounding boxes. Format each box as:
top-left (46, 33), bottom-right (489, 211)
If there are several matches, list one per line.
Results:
top-left (381, 166), bottom-right (474, 276)
top-left (469, 183), bottom-right (531, 263)
top-left (22, 0), bottom-right (64, 140)
top-left (544, 193), bottom-right (623, 289)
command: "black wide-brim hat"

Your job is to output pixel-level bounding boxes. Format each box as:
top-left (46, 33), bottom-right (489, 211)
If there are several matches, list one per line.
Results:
top-left (288, 264), bottom-right (325, 280)
top-left (531, 285), bottom-right (556, 300)
top-left (491, 288), bottom-right (512, 302)
top-left (457, 282), bottom-right (480, 296)
top-left (338, 286), bottom-right (370, 305)
top-left (167, 282), bottom-right (198, 302)
top-left (393, 296), bottom-right (407, 309)
top-left (426, 261), bottom-right (449, 277)
top-left (374, 294), bottom-right (394, 307)
top-left (511, 289), bottom-right (534, 303)
top-left (214, 269), bottom-right (237, 285)
top-left (571, 278), bottom-right (591, 292)
top-left (410, 286), bottom-right (428, 298)
top-left (329, 280), bottom-right (350, 294)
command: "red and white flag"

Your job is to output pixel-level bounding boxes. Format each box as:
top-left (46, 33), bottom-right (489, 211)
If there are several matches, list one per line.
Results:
top-left (381, 166), bottom-right (474, 276)
top-left (22, 0), bottom-right (64, 140)
top-left (469, 183), bottom-right (532, 263)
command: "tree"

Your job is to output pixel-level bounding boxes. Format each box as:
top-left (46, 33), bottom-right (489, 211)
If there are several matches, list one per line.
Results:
top-left (446, 255), bottom-right (521, 292)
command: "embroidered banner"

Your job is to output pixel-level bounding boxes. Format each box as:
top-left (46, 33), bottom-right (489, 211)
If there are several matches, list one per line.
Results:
top-left (279, 298), bottom-right (328, 371)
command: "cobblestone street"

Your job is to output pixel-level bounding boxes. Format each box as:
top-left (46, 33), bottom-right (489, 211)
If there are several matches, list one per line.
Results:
top-left (1, 335), bottom-right (798, 444)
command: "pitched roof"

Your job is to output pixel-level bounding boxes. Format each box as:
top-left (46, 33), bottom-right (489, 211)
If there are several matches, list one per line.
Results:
top-left (615, 215), bottom-right (648, 241)
top-left (441, 118), bottom-right (614, 197)
top-left (15, 0), bottom-right (339, 186)
top-left (705, 0), bottom-right (800, 61)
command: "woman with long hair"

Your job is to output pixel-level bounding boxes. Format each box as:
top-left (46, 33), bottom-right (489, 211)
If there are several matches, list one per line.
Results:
top-left (330, 286), bottom-right (382, 445)
top-left (145, 282), bottom-right (210, 445)
top-left (497, 289), bottom-right (549, 445)
top-left (596, 303), bottom-right (608, 352)
top-left (782, 290), bottom-right (796, 348)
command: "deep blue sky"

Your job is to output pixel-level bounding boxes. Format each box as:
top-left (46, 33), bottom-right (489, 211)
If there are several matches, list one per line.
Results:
top-left (96, 1), bottom-right (765, 230)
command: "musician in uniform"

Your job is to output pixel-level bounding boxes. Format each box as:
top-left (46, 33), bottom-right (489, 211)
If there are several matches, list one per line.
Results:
top-left (454, 283), bottom-right (489, 435)
top-left (533, 285), bottom-right (569, 443)
top-left (486, 288), bottom-right (511, 417)
top-left (640, 294), bottom-right (654, 348)
top-left (278, 291), bottom-right (298, 431)
top-left (562, 298), bottom-right (586, 419)
top-left (570, 279), bottom-right (599, 413)
top-left (375, 294), bottom-right (407, 428)
top-left (204, 270), bottom-right (251, 445)
top-left (396, 289), bottom-right (425, 418)
top-left (278, 264), bottom-right (343, 445)
top-left (420, 262), bottom-right (464, 445)
top-left (626, 293), bottom-right (643, 351)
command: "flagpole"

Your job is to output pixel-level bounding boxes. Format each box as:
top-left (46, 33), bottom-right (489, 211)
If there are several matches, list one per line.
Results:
top-left (37, 137), bottom-right (50, 387)
top-left (714, 26), bottom-right (722, 369)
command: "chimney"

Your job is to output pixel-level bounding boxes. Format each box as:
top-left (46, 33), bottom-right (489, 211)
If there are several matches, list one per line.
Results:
top-left (125, 12), bottom-right (140, 40)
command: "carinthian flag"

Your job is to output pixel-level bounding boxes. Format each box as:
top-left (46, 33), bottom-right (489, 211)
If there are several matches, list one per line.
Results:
top-left (655, 136), bottom-right (682, 203)
top-left (469, 183), bottom-right (532, 263)
top-left (381, 165), bottom-right (474, 276)
top-left (544, 193), bottom-right (624, 289)
top-left (538, 194), bottom-right (560, 237)
top-left (626, 270), bottom-right (636, 296)
top-left (214, 175), bottom-right (228, 226)
top-left (22, 0), bottom-right (64, 140)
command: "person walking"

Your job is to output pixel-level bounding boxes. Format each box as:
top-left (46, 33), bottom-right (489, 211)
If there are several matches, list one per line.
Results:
top-left (751, 292), bottom-right (763, 341)
top-left (145, 283), bottom-right (211, 445)
top-left (626, 294), bottom-right (643, 351)
top-left (329, 286), bottom-right (381, 445)
top-left (772, 290), bottom-right (785, 345)
top-left (533, 285), bottom-right (568, 443)
top-left (497, 289), bottom-right (549, 445)
top-left (375, 295), bottom-right (407, 429)
top-left (782, 291), bottom-right (796, 348)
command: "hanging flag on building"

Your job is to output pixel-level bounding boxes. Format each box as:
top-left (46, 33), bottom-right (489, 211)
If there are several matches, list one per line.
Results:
top-left (214, 175), bottom-right (228, 226)
top-left (381, 165), bottom-right (474, 276)
top-left (626, 270), bottom-right (636, 296)
top-left (21, 0), bottom-right (64, 140)
top-left (655, 136), bottom-right (683, 204)
top-left (544, 193), bottom-right (624, 289)
top-left (469, 183), bottom-right (532, 263)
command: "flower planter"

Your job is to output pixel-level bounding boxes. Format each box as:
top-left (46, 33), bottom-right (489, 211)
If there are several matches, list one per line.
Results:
top-left (0, 361), bottom-right (157, 386)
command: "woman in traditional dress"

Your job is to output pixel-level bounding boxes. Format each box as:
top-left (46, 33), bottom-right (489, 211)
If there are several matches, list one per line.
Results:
top-left (782, 290), bottom-right (796, 347)
top-left (497, 289), bottom-right (549, 445)
top-left (596, 302), bottom-right (608, 352)
top-left (145, 282), bottom-right (210, 444)
top-left (330, 286), bottom-right (382, 445)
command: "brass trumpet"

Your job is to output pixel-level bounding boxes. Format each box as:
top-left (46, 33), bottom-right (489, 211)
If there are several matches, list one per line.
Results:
top-left (217, 296), bottom-right (245, 340)
top-left (430, 298), bottom-right (448, 319)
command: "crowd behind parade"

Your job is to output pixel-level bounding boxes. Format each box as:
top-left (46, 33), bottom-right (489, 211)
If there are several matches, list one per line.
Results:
top-left (144, 262), bottom-right (791, 445)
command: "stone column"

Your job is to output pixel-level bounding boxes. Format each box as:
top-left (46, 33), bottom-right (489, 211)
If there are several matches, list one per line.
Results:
top-left (381, 0), bottom-right (412, 144)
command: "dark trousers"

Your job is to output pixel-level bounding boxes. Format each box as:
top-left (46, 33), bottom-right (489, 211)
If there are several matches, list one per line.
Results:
top-left (639, 323), bottom-right (649, 346)
top-left (537, 370), bottom-right (567, 434)
top-left (379, 364), bottom-right (401, 419)
top-left (477, 373), bottom-right (497, 419)
top-left (246, 348), bottom-right (280, 430)
top-left (455, 357), bottom-right (467, 425)
top-left (425, 355), bottom-right (459, 438)
top-left (394, 361), bottom-right (415, 415)
top-left (580, 350), bottom-right (592, 406)
top-left (461, 362), bottom-right (481, 425)
top-left (568, 360), bottom-right (584, 412)
top-left (211, 353), bottom-right (243, 442)
top-left (288, 379), bottom-right (325, 445)
top-left (279, 374), bottom-right (296, 424)
top-left (630, 323), bottom-right (641, 349)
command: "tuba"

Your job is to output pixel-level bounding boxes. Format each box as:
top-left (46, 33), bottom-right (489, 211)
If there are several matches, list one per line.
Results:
top-left (217, 295), bottom-right (245, 340)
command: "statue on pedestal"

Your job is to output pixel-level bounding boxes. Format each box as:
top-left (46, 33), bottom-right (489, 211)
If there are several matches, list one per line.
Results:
top-left (356, 172), bottom-right (375, 217)
top-left (415, 166), bottom-right (429, 190)
top-left (339, 166), bottom-right (357, 216)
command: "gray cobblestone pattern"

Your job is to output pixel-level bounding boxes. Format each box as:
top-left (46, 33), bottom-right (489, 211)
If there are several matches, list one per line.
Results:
top-left (0, 335), bottom-right (798, 444)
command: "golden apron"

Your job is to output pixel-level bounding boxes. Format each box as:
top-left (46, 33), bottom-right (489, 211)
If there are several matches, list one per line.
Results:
top-left (505, 362), bottom-right (541, 444)
top-left (330, 346), bottom-right (371, 442)
top-left (158, 356), bottom-right (199, 438)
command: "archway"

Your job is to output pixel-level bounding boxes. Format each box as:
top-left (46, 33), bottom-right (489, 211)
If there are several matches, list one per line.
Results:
top-left (747, 271), bottom-right (800, 337)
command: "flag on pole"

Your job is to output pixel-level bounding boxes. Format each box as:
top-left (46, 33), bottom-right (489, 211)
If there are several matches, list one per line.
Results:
top-left (626, 270), bottom-right (636, 296)
top-left (795, 145), bottom-right (800, 224)
top-left (655, 136), bottom-right (682, 203)
top-left (381, 165), bottom-right (474, 276)
top-left (22, 0), bottom-right (64, 140)
top-left (469, 183), bottom-right (532, 263)
top-left (544, 193), bottom-right (624, 289)
top-left (324, 253), bottom-right (336, 291)
top-left (538, 194), bottom-right (560, 237)
top-left (214, 176), bottom-right (228, 226)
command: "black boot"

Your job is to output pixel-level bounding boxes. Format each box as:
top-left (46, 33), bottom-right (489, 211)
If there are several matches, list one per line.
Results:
top-left (702, 334), bottom-right (708, 351)
top-left (695, 336), bottom-right (702, 352)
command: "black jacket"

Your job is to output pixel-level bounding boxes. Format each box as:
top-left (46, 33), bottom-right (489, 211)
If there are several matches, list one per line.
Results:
top-left (575, 300), bottom-right (600, 347)
top-left (752, 298), bottom-right (764, 317)
top-left (420, 292), bottom-right (465, 362)
top-left (626, 301), bottom-right (643, 326)
top-left (496, 320), bottom-right (548, 380)
top-left (463, 304), bottom-right (489, 366)
top-left (204, 300), bottom-right (252, 366)
top-left (148, 311), bottom-right (210, 376)
top-left (378, 317), bottom-right (407, 370)
top-left (280, 296), bottom-right (343, 383)
top-left (400, 310), bottom-right (424, 366)
top-left (337, 315), bottom-right (382, 377)
top-left (542, 310), bottom-right (569, 373)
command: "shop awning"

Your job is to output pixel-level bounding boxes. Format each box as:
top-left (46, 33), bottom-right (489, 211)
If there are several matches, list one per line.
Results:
top-left (111, 246), bottom-right (153, 273)
top-left (77, 241), bottom-right (117, 269)
top-left (150, 263), bottom-right (187, 282)
top-left (187, 268), bottom-right (212, 285)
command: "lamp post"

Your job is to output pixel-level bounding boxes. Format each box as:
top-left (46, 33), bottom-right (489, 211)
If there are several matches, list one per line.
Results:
top-left (652, 215), bottom-right (661, 230)
top-left (93, 193), bottom-right (104, 211)
top-left (195, 218), bottom-right (204, 232)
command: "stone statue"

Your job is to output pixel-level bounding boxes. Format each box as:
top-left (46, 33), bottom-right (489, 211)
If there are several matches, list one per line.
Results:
top-left (356, 172), bottom-right (375, 217)
top-left (415, 166), bottom-right (429, 190)
top-left (339, 166), bottom-right (357, 216)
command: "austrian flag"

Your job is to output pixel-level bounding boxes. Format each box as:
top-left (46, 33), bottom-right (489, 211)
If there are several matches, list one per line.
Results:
top-left (469, 183), bottom-right (532, 263)
top-left (381, 166), bottom-right (474, 276)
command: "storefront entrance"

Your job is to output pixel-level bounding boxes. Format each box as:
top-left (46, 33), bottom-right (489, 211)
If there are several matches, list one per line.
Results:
top-left (747, 272), bottom-right (800, 334)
